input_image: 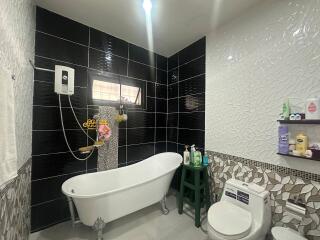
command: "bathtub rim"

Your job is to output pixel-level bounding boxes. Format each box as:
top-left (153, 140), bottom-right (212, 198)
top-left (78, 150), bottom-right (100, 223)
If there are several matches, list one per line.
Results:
top-left (62, 152), bottom-right (182, 199)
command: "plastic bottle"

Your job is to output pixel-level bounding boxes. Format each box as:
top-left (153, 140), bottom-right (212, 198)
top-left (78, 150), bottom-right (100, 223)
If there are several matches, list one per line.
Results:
top-left (203, 151), bottom-right (209, 166)
top-left (183, 145), bottom-right (190, 165)
top-left (306, 97), bottom-right (320, 120)
top-left (194, 148), bottom-right (202, 167)
top-left (278, 125), bottom-right (289, 154)
top-left (282, 98), bottom-right (291, 120)
top-left (296, 133), bottom-right (308, 155)
top-left (190, 145), bottom-right (196, 165)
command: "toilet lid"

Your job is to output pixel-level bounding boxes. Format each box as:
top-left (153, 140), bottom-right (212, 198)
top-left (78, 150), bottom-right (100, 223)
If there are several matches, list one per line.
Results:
top-left (208, 201), bottom-right (252, 239)
top-left (272, 227), bottom-right (307, 240)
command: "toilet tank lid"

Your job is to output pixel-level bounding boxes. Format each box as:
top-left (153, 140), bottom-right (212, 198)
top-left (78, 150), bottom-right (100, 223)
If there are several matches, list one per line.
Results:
top-left (272, 227), bottom-right (307, 240)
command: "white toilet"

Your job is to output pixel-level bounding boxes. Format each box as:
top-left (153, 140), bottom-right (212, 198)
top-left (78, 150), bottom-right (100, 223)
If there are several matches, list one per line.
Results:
top-left (207, 179), bottom-right (271, 240)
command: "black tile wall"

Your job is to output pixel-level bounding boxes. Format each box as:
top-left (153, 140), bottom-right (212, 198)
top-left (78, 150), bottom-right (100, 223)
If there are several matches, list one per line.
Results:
top-left (32, 7), bottom-right (168, 232)
top-left (90, 28), bottom-right (128, 58)
top-left (167, 37), bottom-right (206, 190)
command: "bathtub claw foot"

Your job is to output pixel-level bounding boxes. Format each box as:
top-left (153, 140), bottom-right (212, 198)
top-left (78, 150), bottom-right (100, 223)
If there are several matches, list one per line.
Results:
top-left (160, 196), bottom-right (169, 215)
top-left (93, 217), bottom-right (106, 240)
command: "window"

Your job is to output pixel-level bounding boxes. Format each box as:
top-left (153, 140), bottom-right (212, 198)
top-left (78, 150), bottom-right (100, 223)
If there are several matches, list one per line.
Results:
top-left (92, 80), bottom-right (142, 106)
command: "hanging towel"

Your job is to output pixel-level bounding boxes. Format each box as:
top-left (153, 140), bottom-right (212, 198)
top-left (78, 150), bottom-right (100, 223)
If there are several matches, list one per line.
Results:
top-left (0, 67), bottom-right (17, 187)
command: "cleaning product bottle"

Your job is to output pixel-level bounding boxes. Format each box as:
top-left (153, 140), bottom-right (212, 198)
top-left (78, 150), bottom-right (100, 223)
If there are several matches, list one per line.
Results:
top-left (306, 97), bottom-right (320, 119)
top-left (282, 98), bottom-right (291, 120)
top-left (193, 148), bottom-right (202, 167)
top-left (183, 145), bottom-right (190, 165)
top-left (203, 151), bottom-right (209, 166)
top-left (296, 133), bottom-right (308, 156)
top-left (278, 125), bottom-right (289, 154)
top-left (190, 144), bottom-right (196, 165)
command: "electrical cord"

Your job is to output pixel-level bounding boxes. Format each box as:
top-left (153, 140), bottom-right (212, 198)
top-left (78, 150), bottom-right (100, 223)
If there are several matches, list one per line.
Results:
top-left (59, 94), bottom-right (94, 161)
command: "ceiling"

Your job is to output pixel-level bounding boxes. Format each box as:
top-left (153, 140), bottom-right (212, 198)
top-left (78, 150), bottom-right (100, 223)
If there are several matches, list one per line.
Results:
top-left (35, 0), bottom-right (263, 57)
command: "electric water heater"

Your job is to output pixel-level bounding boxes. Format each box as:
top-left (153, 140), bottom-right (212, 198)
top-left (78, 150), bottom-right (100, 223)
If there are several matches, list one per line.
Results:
top-left (54, 65), bottom-right (75, 95)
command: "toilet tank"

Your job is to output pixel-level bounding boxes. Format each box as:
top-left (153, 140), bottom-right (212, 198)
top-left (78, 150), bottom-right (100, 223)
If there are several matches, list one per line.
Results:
top-left (221, 179), bottom-right (271, 224)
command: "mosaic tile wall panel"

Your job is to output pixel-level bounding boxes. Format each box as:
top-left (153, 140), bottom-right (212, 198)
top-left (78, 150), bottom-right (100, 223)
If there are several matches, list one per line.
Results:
top-left (97, 106), bottom-right (118, 171)
top-left (0, 159), bottom-right (31, 240)
top-left (208, 151), bottom-right (320, 240)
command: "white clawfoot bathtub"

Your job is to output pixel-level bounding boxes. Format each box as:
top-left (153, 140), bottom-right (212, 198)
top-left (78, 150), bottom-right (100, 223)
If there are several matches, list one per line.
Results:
top-left (62, 152), bottom-right (182, 238)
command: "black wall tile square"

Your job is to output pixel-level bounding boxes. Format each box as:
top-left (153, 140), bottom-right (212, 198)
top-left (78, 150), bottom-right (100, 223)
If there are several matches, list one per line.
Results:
top-left (31, 172), bottom-right (82, 205)
top-left (156, 84), bottom-right (167, 99)
top-left (118, 146), bottom-right (127, 165)
top-left (146, 97), bottom-right (155, 112)
top-left (179, 112), bottom-right (205, 130)
top-left (156, 69), bottom-right (167, 85)
top-left (87, 150), bottom-right (98, 170)
top-left (167, 142), bottom-right (177, 152)
top-left (168, 98), bottom-right (178, 113)
top-left (156, 113), bottom-right (167, 127)
top-left (147, 82), bottom-right (155, 97)
top-left (89, 48), bottom-right (127, 75)
top-left (35, 32), bottom-right (88, 66)
top-left (128, 61), bottom-right (156, 81)
top-left (156, 54), bottom-right (167, 70)
top-left (179, 94), bottom-right (205, 112)
top-left (156, 128), bottom-right (166, 142)
top-left (90, 28), bottom-right (128, 58)
top-left (33, 106), bottom-right (87, 130)
top-left (167, 128), bottom-right (177, 142)
top-left (168, 69), bottom-right (178, 84)
top-left (31, 198), bottom-right (70, 232)
top-left (31, 152), bottom-right (86, 180)
top-left (129, 44), bottom-right (155, 66)
top-left (178, 129), bottom-right (204, 149)
top-left (167, 113), bottom-right (178, 128)
top-left (127, 143), bottom-right (154, 162)
top-left (156, 99), bottom-right (167, 113)
top-left (36, 7), bottom-right (89, 45)
top-left (32, 130), bottom-right (87, 155)
top-left (168, 83), bottom-right (178, 99)
top-left (127, 128), bottom-right (154, 145)
top-left (179, 74), bottom-right (205, 97)
top-left (119, 129), bottom-right (126, 146)
top-left (168, 53), bottom-right (178, 70)
top-left (34, 56), bottom-right (88, 87)
top-left (155, 142), bottom-right (167, 154)
top-left (127, 112), bottom-right (155, 128)
top-left (179, 56), bottom-right (205, 81)
top-left (178, 37), bottom-right (205, 65)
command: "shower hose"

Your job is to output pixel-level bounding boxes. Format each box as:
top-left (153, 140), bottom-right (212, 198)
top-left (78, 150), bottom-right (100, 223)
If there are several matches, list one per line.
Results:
top-left (58, 94), bottom-right (95, 161)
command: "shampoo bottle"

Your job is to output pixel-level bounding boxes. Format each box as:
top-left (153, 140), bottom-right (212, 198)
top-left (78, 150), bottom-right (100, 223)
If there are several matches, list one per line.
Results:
top-left (183, 145), bottom-right (190, 165)
top-left (296, 133), bottom-right (308, 156)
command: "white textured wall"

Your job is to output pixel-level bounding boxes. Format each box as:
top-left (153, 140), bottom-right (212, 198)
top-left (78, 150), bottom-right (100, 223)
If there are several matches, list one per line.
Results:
top-left (206, 0), bottom-right (320, 174)
top-left (0, 0), bottom-right (35, 168)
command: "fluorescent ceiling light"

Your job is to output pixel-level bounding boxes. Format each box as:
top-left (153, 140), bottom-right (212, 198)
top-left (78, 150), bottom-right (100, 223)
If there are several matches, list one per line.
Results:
top-left (143, 0), bottom-right (152, 13)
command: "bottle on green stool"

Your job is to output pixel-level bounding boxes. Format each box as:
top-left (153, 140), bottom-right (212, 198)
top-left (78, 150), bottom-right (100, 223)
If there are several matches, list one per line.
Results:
top-left (203, 151), bottom-right (209, 166)
top-left (193, 148), bottom-right (202, 167)
top-left (190, 144), bottom-right (196, 165)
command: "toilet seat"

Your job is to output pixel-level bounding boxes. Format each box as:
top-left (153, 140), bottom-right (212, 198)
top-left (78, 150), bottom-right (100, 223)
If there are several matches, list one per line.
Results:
top-left (208, 201), bottom-right (252, 240)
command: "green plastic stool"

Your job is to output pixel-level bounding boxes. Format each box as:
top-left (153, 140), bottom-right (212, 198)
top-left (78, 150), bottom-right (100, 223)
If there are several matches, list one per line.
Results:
top-left (178, 164), bottom-right (210, 227)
